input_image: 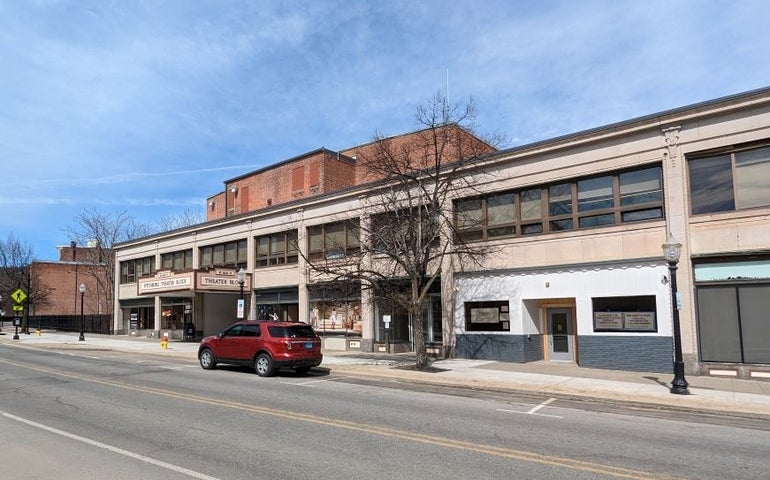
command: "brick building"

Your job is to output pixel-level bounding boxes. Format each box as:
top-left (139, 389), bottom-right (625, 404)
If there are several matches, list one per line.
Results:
top-left (30, 242), bottom-right (110, 326)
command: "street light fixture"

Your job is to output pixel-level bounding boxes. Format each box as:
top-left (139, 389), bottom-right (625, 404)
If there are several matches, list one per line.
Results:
top-left (237, 267), bottom-right (246, 300)
top-left (662, 233), bottom-right (689, 395)
top-left (237, 267), bottom-right (246, 320)
top-left (79, 283), bottom-right (86, 342)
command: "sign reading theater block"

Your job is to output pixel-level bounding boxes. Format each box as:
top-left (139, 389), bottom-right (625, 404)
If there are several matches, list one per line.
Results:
top-left (196, 268), bottom-right (250, 291)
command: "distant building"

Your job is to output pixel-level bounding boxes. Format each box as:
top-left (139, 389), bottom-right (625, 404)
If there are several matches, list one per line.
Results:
top-left (30, 242), bottom-right (110, 330)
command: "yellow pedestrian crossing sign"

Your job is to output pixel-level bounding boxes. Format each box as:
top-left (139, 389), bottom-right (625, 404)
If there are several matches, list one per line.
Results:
top-left (11, 289), bottom-right (27, 304)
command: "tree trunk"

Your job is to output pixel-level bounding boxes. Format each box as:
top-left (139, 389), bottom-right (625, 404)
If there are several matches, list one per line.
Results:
top-left (412, 305), bottom-right (429, 368)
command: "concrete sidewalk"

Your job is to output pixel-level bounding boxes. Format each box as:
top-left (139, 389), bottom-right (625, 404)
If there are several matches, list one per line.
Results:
top-left (2, 330), bottom-right (769, 417)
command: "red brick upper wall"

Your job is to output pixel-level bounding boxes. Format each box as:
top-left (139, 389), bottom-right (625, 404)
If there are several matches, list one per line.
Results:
top-left (342, 125), bottom-right (496, 184)
top-left (215, 150), bottom-right (356, 218)
top-left (206, 127), bottom-right (495, 220)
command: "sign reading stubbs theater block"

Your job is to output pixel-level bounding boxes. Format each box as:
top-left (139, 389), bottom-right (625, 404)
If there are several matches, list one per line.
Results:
top-left (138, 271), bottom-right (194, 294)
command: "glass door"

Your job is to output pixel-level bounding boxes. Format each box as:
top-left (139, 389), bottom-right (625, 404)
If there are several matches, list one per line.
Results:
top-left (547, 308), bottom-right (574, 362)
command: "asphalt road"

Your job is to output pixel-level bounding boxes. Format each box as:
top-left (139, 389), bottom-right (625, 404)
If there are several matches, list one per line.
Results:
top-left (1, 345), bottom-right (768, 480)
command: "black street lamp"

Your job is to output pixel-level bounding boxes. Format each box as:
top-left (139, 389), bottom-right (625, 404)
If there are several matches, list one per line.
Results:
top-left (237, 267), bottom-right (246, 300)
top-left (237, 267), bottom-right (245, 319)
top-left (662, 234), bottom-right (689, 395)
top-left (79, 283), bottom-right (86, 342)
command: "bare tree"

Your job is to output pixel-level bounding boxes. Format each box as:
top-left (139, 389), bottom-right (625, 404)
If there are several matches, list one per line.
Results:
top-left (155, 207), bottom-right (206, 232)
top-left (63, 209), bottom-right (152, 323)
top-left (304, 93), bottom-right (503, 368)
top-left (0, 234), bottom-right (52, 332)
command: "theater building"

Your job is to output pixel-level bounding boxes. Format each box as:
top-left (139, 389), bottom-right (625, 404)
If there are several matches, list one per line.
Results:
top-left (114, 87), bottom-right (770, 378)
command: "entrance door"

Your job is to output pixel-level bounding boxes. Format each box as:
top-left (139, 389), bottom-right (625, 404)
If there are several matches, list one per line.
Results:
top-left (547, 308), bottom-right (574, 362)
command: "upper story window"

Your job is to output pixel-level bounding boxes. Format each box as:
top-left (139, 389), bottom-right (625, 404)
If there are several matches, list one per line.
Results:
top-left (160, 249), bottom-right (193, 271)
top-left (256, 230), bottom-right (298, 268)
top-left (371, 207), bottom-right (440, 253)
top-left (119, 256), bottom-right (155, 284)
top-left (199, 239), bottom-right (247, 269)
top-left (689, 144), bottom-right (770, 215)
top-left (308, 220), bottom-right (360, 261)
top-left (454, 164), bottom-right (663, 241)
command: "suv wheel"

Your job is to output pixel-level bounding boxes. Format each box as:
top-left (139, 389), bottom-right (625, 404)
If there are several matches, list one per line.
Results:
top-left (255, 353), bottom-right (275, 377)
top-left (199, 348), bottom-right (217, 370)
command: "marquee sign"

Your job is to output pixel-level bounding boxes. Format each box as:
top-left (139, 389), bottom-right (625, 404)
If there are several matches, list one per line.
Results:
top-left (138, 271), bottom-right (194, 294)
top-left (196, 268), bottom-right (251, 291)
top-left (137, 269), bottom-right (251, 294)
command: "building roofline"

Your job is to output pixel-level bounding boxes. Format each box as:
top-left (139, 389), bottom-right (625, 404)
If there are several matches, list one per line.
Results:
top-left (222, 147), bottom-right (355, 185)
top-left (496, 85), bottom-right (770, 157)
top-left (340, 124), bottom-right (496, 154)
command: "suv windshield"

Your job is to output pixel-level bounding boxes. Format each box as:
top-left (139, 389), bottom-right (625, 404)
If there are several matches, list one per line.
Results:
top-left (268, 325), bottom-right (316, 338)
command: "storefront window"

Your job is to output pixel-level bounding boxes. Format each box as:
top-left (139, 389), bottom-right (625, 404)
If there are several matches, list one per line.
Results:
top-left (591, 296), bottom-right (657, 332)
top-left (308, 283), bottom-right (362, 337)
top-left (464, 301), bottom-right (510, 332)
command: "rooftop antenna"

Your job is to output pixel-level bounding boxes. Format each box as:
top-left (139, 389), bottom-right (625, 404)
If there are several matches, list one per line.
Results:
top-left (445, 68), bottom-right (450, 120)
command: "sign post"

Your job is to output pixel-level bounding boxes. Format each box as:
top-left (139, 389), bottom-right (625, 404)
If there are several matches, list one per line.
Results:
top-left (11, 289), bottom-right (26, 340)
top-left (383, 314), bottom-right (391, 354)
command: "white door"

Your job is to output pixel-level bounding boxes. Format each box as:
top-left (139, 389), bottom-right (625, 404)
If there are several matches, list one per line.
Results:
top-left (547, 308), bottom-right (574, 362)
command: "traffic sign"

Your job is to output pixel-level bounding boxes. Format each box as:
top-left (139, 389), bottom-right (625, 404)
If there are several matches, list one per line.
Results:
top-left (11, 288), bottom-right (27, 304)
top-left (12, 305), bottom-right (24, 312)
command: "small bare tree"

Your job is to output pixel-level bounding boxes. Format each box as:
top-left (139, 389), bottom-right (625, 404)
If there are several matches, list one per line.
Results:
top-left (155, 207), bottom-right (206, 232)
top-left (305, 93), bottom-right (503, 368)
top-left (0, 234), bottom-right (52, 332)
top-left (64, 209), bottom-right (153, 324)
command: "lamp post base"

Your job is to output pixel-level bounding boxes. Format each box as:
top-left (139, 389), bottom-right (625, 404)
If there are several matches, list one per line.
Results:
top-left (79, 332), bottom-right (86, 342)
top-left (670, 361), bottom-right (690, 395)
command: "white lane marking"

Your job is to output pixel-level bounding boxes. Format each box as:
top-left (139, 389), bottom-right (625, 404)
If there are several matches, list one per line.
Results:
top-left (281, 376), bottom-right (351, 387)
top-left (527, 398), bottom-right (557, 414)
top-left (497, 398), bottom-right (562, 418)
top-left (497, 408), bottom-right (563, 419)
top-left (1, 411), bottom-right (221, 480)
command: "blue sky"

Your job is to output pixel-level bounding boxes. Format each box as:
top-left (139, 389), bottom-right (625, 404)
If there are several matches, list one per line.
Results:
top-left (2, 0), bottom-right (769, 261)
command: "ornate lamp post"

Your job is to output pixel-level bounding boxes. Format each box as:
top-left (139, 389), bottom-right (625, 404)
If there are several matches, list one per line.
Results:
top-left (237, 267), bottom-right (245, 319)
top-left (79, 283), bottom-right (86, 342)
top-left (237, 267), bottom-right (246, 300)
top-left (662, 234), bottom-right (689, 395)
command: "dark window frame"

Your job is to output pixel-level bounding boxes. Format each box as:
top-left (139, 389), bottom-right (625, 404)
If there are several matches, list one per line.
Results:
top-left (591, 295), bottom-right (658, 332)
top-left (464, 301), bottom-right (510, 332)
top-left (307, 220), bottom-right (361, 261)
top-left (256, 230), bottom-right (299, 268)
top-left (454, 164), bottom-right (663, 241)
top-left (688, 142), bottom-right (770, 215)
top-left (160, 249), bottom-right (193, 271)
top-left (199, 239), bottom-right (248, 269)
top-left (120, 256), bottom-right (156, 284)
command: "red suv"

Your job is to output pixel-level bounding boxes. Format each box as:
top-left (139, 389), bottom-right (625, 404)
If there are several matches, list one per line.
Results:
top-left (198, 321), bottom-right (323, 377)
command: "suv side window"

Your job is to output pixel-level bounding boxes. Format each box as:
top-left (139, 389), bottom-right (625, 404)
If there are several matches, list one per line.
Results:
top-left (243, 325), bottom-right (260, 337)
top-left (224, 325), bottom-right (244, 337)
